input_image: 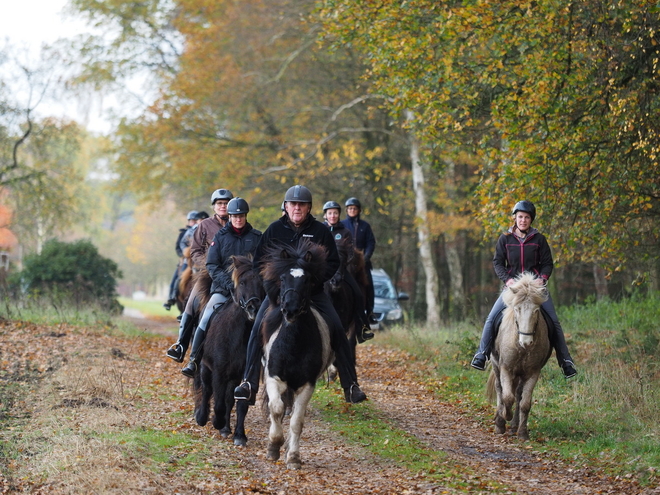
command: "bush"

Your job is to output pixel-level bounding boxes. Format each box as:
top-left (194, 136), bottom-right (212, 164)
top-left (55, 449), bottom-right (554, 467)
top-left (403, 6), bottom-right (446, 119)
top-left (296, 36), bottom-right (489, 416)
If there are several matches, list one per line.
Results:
top-left (15, 239), bottom-right (123, 313)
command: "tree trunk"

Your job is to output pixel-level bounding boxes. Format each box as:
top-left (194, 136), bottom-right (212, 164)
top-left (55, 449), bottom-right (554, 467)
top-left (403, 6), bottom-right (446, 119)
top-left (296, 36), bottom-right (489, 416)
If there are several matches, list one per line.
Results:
top-left (443, 159), bottom-right (466, 320)
top-left (406, 110), bottom-right (440, 328)
top-left (592, 263), bottom-right (608, 301)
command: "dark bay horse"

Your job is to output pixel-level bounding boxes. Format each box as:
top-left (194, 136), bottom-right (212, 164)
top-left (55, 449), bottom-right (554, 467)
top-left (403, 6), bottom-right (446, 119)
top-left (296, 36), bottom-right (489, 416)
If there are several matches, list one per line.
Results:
top-left (192, 255), bottom-right (264, 446)
top-left (260, 240), bottom-right (334, 469)
top-left (486, 272), bottom-right (552, 440)
top-left (176, 247), bottom-right (195, 313)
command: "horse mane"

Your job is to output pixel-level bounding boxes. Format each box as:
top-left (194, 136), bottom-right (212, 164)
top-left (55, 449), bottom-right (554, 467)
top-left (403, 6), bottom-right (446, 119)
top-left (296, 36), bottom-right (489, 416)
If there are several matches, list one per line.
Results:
top-left (231, 254), bottom-right (255, 288)
top-left (260, 239), bottom-right (328, 287)
top-left (193, 268), bottom-right (212, 310)
top-left (501, 272), bottom-right (548, 321)
top-left (350, 248), bottom-right (368, 286)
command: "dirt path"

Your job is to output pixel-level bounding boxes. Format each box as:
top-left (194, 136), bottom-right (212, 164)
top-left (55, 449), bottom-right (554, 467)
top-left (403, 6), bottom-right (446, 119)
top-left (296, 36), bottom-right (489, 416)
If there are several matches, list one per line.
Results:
top-left (0, 317), bottom-right (656, 494)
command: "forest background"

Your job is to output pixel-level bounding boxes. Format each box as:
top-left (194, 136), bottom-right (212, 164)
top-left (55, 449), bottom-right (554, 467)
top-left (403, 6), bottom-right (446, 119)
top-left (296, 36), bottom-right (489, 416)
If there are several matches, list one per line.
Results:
top-left (0, 0), bottom-right (659, 324)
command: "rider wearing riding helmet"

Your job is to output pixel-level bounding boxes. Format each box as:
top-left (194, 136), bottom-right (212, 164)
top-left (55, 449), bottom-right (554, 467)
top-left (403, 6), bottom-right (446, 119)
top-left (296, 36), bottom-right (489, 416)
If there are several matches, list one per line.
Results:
top-left (234, 186), bottom-right (368, 404)
top-left (180, 198), bottom-right (262, 377)
top-left (323, 200), bottom-right (374, 343)
top-left (341, 197), bottom-right (377, 324)
top-left (470, 200), bottom-right (577, 378)
top-left (166, 189), bottom-right (233, 364)
top-left (164, 210), bottom-right (198, 310)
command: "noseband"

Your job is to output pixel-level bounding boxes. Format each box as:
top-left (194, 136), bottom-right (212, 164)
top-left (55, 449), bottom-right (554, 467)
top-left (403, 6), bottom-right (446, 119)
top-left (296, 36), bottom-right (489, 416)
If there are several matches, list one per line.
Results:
top-left (515, 313), bottom-right (537, 336)
top-left (240, 296), bottom-right (261, 312)
top-left (281, 287), bottom-right (308, 314)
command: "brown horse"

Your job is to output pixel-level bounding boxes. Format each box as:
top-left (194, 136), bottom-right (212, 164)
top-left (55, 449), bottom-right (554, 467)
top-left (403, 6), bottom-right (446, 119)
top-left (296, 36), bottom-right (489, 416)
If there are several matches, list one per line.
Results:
top-left (486, 272), bottom-right (552, 440)
top-left (176, 247), bottom-right (195, 313)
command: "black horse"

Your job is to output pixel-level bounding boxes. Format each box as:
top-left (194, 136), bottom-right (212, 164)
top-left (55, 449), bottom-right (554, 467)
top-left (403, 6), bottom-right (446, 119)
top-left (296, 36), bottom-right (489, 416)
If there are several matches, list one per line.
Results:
top-left (324, 235), bottom-right (368, 366)
top-left (260, 240), bottom-right (334, 469)
top-left (192, 255), bottom-right (264, 446)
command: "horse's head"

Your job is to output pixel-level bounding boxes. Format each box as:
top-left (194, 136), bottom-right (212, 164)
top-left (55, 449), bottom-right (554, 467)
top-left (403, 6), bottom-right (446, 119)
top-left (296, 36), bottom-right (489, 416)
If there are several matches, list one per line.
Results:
top-left (231, 254), bottom-right (264, 322)
top-left (502, 272), bottom-right (548, 348)
top-left (262, 240), bottom-right (327, 324)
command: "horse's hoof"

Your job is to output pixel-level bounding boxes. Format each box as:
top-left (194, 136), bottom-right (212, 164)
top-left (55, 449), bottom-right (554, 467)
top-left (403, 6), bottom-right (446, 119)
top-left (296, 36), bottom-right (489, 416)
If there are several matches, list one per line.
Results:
top-left (233, 436), bottom-right (247, 447)
top-left (267, 444), bottom-right (280, 461)
top-left (195, 411), bottom-right (208, 427)
top-left (219, 427), bottom-right (231, 438)
top-left (286, 452), bottom-right (302, 469)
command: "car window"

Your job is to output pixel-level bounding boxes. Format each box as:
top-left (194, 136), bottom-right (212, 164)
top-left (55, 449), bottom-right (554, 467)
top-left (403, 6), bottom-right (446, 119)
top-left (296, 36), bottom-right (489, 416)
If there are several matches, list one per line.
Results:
top-left (373, 278), bottom-right (396, 299)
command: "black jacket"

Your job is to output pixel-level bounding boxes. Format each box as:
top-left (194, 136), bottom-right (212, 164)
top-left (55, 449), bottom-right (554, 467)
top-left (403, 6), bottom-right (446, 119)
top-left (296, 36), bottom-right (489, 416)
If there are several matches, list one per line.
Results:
top-left (175, 227), bottom-right (189, 258)
top-left (341, 215), bottom-right (376, 263)
top-left (493, 227), bottom-right (553, 284)
top-left (254, 214), bottom-right (340, 294)
top-left (206, 222), bottom-right (262, 295)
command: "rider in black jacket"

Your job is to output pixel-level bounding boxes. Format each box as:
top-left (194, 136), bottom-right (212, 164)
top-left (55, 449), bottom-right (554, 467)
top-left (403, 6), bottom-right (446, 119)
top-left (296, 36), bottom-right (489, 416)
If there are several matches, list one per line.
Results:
top-left (234, 186), bottom-right (368, 404)
top-left (179, 198), bottom-right (262, 377)
top-left (470, 200), bottom-right (577, 378)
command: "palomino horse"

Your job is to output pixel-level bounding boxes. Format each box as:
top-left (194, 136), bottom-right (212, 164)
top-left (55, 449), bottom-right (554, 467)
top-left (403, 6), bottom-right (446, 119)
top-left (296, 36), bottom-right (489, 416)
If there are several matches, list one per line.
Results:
top-left (486, 272), bottom-right (552, 440)
top-left (192, 255), bottom-right (264, 446)
top-left (260, 240), bottom-right (334, 469)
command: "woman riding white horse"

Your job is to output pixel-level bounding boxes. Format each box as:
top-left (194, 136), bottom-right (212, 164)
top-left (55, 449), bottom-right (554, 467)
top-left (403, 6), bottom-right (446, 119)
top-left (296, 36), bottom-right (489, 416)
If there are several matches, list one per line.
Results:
top-left (471, 200), bottom-right (577, 378)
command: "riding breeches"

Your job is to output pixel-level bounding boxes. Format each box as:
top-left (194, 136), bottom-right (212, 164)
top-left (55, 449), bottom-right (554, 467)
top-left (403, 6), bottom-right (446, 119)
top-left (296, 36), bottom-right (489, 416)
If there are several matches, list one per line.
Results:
top-left (242, 292), bottom-right (360, 392)
top-left (197, 292), bottom-right (228, 333)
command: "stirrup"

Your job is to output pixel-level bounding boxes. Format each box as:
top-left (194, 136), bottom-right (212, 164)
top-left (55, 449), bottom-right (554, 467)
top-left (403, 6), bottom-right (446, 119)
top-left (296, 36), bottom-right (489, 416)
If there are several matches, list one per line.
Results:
top-left (234, 381), bottom-right (253, 401)
top-left (470, 354), bottom-right (487, 371)
top-left (166, 343), bottom-right (184, 362)
top-left (562, 360), bottom-right (577, 379)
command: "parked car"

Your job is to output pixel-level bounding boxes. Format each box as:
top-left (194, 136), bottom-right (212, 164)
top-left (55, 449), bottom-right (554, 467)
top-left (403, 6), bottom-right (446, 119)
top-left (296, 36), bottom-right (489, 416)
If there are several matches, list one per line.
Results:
top-left (370, 268), bottom-right (409, 330)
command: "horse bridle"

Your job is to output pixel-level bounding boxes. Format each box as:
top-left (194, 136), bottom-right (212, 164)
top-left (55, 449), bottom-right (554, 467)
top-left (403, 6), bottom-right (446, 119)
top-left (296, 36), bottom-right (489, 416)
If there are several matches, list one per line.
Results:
top-left (280, 287), bottom-right (308, 314)
top-left (515, 313), bottom-right (538, 336)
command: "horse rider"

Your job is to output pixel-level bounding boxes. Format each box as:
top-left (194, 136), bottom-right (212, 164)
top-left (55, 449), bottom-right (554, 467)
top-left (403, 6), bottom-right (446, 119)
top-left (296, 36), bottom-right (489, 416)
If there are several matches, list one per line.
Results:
top-left (342, 197), bottom-right (377, 324)
top-left (470, 200), bottom-right (577, 378)
top-left (234, 185), bottom-right (368, 404)
top-left (322, 200), bottom-right (374, 343)
top-left (163, 210), bottom-right (197, 310)
top-left (180, 197), bottom-right (262, 377)
top-left (166, 188), bottom-right (233, 363)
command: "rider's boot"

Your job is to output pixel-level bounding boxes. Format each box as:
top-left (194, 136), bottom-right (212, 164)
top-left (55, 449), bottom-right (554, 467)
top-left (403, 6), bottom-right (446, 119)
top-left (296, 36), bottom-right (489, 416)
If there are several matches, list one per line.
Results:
top-left (344, 383), bottom-right (367, 404)
top-left (181, 328), bottom-right (206, 378)
top-left (166, 312), bottom-right (194, 362)
top-left (471, 321), bottom-right (495, 371)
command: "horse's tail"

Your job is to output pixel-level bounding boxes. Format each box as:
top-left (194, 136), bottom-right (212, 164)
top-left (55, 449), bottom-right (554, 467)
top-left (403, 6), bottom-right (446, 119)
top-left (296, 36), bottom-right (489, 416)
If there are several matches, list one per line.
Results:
top-left (486, 368), bottom-right (497, 404)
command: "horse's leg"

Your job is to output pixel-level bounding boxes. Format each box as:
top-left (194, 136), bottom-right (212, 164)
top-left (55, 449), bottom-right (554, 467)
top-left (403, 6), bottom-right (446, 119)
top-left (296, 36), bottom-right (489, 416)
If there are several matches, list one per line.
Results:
top-left (233, 392), bottom-right (249, 447)
top-left (498, 368), bottom-right (515, 422)
top-left (195, 364), bottom-right (213, 426)
top-left (493, 368), bottom-right (507, 435)
top-left (285, 384), bottom-right (314, 470)
top-left (212, 372), bottom-right (229, 435)
top-left (266, 377), bottom-right (287, 461)
top-left (510, 378), bottom-right (524, 436)
top-left (516, 372), bottom-right (541, 440)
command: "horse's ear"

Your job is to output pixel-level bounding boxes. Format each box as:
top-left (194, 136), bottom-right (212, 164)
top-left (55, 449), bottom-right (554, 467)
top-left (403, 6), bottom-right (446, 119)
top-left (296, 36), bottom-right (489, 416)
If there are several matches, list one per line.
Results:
top-left (304, 250), bottom-right (313, 263)
top-left (280, 248), bottom-right (290, 259)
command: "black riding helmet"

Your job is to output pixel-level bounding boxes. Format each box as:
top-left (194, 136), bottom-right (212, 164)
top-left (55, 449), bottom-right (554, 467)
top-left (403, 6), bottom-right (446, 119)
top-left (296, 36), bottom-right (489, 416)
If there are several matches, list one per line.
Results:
top-left (345, 197), bottom-right (361, 209)
top-left (323, 200), bottom-right (341, 213)
top-left (211, 188), bottom-right (234, 205)
top-left (284, 185), bottom-right (312, 203)
top-left (195, 211), bottom-right (210, 220)
top-left (512, 200), bottom-right (536, 222)
top-left (187, 210), bottom-right (198, 220)
top-left (227, 197), bottom-right (249, 215)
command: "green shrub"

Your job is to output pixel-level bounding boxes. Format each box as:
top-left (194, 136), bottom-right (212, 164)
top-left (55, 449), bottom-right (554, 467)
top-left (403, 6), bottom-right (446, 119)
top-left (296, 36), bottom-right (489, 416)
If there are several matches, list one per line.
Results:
top-left (13, 239), bottom-right (123, 313)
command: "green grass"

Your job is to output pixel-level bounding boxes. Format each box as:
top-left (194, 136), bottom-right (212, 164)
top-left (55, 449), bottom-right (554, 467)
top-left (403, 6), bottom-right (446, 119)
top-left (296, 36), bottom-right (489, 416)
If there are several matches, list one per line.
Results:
top-left (377, 292), bottom-right (660, 487)
top-left (118, 297), bottom-right (175, 318)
